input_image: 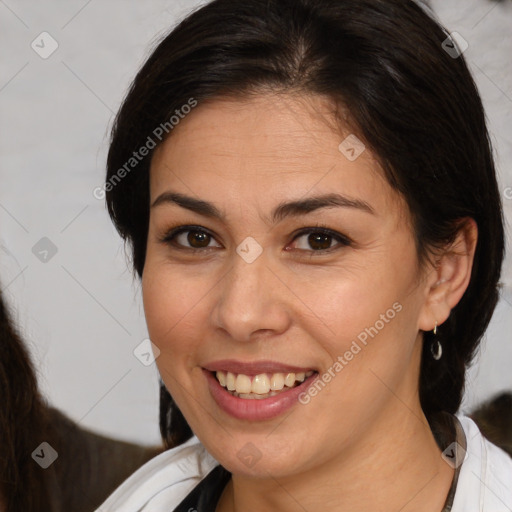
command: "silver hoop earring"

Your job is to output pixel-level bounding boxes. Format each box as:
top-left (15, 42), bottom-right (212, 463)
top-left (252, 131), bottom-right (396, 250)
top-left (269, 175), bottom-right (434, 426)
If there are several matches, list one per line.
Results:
top-left (431, 322), bottom-right (442, 360)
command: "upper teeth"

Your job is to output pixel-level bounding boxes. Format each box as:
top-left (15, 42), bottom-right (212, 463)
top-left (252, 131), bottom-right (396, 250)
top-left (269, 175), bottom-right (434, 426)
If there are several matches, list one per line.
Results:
top-left (216, 370), bottom-right (314, 395)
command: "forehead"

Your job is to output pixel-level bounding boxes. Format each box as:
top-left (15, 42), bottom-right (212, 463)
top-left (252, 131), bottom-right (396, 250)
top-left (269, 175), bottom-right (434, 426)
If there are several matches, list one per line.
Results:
top-left (149, 93), bottom-right (402, 219)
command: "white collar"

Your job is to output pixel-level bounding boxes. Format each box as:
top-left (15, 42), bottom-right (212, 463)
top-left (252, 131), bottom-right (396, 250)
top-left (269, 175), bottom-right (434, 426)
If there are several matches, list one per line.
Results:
top-left (96, 415), bottom-right (512, 511)
top-left (451, 415), bottom-right (512, 512)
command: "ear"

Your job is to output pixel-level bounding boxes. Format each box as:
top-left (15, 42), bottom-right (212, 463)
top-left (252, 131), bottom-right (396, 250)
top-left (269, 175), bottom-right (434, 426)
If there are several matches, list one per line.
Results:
top-left (418, 218), bottom-right (478, 332)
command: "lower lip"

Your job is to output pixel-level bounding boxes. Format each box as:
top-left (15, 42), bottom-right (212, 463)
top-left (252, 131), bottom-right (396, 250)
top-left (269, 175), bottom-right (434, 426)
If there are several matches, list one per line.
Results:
top-left (203, 369), bottom-right (318, 421)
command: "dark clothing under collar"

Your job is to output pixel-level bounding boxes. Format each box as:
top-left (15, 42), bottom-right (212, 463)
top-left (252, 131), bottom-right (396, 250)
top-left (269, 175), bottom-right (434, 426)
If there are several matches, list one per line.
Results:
top-left (172, 464), bottom-right (230, 512)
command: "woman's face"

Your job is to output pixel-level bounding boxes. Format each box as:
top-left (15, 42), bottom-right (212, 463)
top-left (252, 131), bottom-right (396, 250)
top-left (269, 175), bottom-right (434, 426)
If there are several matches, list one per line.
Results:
top-left (143, 93), bottom-right (433, 477)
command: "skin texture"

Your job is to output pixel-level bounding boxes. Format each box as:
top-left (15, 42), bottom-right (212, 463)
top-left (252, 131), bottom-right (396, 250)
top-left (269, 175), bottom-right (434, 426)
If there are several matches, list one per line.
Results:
top-left (142, 93), bottom-right (477, 512)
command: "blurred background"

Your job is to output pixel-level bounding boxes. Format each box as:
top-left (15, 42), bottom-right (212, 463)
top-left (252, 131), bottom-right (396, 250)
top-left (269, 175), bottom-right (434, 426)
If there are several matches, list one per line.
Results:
top-left (0, 0), bottom-right (511, 446)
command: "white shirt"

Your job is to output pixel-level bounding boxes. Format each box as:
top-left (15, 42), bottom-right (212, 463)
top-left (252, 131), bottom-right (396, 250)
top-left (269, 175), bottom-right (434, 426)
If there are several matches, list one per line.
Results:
top-left (96, 416), bottom-right (512, 512)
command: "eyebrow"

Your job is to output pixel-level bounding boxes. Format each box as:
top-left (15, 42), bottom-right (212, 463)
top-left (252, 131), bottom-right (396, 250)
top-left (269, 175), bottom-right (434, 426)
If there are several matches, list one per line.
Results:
top-left (151, 191), bottom-right (375, 223)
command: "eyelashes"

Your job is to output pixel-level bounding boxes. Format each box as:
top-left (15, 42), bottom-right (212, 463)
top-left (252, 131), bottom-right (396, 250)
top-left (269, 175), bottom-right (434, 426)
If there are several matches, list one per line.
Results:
top-left (158, 224), bottom-right (352, 255)
top-left (159, 225), bottom-right (220, 251)
top-left (290, 227), bottom-right (352, 252)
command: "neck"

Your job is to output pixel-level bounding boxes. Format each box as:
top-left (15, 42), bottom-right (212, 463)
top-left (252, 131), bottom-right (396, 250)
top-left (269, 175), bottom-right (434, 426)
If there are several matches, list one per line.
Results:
top-left (217, 401), bottom-right (454, 512)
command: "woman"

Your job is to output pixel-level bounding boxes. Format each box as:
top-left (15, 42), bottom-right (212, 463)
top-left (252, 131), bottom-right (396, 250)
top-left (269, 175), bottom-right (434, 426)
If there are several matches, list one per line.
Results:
top-left (97, 0), bottom-right (512, 510)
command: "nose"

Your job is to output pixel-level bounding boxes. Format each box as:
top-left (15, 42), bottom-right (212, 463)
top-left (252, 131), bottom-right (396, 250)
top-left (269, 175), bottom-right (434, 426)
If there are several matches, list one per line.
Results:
top-left (211, 250), bottom-right (292, 342)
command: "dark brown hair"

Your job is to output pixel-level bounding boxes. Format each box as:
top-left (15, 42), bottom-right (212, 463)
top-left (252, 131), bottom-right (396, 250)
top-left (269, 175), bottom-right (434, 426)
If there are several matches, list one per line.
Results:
top-left (0, 294), bottom-right (52, 511)
top-left (105, 0), bottom-right (505, 447)
top-left (0, 289), bottom-right (163, 511)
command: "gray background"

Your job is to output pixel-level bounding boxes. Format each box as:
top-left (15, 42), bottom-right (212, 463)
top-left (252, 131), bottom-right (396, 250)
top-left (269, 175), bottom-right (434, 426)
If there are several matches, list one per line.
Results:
top-left (0, 0), bottom-right (511, 446)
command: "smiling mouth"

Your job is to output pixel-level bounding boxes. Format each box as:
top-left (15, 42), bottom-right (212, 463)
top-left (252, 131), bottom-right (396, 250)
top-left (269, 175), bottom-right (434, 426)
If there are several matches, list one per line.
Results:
top-left (213, 370), bottom-right (316, 399)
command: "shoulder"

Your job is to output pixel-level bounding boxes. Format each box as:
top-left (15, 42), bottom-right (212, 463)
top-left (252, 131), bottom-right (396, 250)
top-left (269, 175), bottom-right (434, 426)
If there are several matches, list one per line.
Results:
top-left (95, 435), bottom-right (219, 512)
top-left (452, 415), bottom-right (512, 512)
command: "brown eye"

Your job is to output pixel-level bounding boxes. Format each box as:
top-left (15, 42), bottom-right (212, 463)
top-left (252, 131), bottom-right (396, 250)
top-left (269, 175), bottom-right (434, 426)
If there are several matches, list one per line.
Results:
top-left (161, 226), bottom-right (222, 250)
top-left (307, 232), bottom-right (333, 250)
top-left (290, 228), bottom-right (352, 252)
top-left (186, 230), bottom-right (211, 248)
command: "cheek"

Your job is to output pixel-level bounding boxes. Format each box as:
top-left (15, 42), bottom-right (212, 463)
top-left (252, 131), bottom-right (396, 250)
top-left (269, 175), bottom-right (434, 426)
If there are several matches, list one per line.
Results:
top-left (295, 242), bottom-right (422, 392)
top-left (302, 279), bottom-right (407, 384)
top-left (141, 262), bottom-right (211, 361)
top-left (141, 263), bottom-right (214, 416)
top-left (291, 254), bottom-right (410, 348)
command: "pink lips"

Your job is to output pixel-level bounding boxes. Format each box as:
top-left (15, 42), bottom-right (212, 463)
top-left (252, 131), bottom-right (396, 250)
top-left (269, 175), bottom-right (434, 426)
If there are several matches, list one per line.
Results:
top-left (202, 361), bottom-right (318, 421)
